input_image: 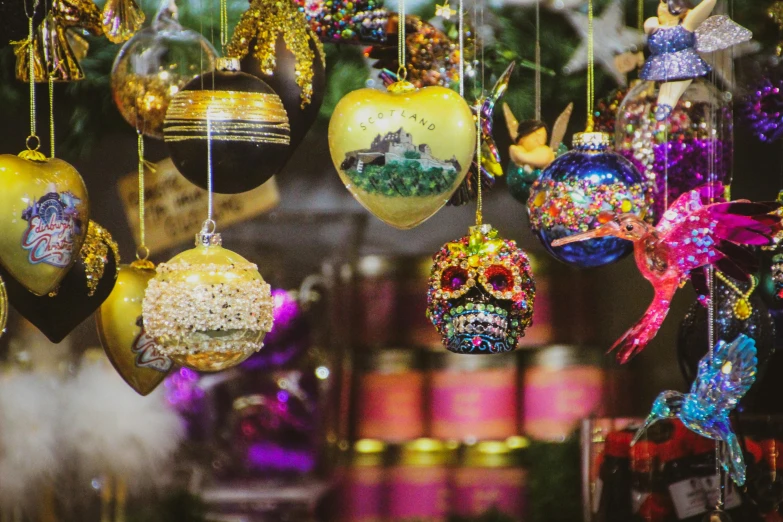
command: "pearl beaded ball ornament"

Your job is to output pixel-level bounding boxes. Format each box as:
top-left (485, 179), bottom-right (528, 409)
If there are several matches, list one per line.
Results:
top-left (142, 229), bottom-right (274, 372)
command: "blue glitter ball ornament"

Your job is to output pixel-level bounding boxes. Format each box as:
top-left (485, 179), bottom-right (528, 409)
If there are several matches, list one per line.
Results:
top-left (526, 132), bottom-right (650, 268)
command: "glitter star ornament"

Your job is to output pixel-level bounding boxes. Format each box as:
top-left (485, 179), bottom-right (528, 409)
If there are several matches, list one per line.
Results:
top-left (527, 131), bottom-right (649, 268)
top-left (562, 0), bottom-right (644, 86)
top-left (427, 224), bottom-right (535, 354)
top-left (142, 228), bottom-right (275, 372)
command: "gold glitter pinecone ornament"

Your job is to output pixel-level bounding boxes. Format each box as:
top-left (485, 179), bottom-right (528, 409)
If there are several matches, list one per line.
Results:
top-left (141, 230), bottom-right (275, 372)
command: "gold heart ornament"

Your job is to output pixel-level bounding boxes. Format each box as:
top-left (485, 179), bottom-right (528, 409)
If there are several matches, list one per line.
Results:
top-left (96, 259), bottom-right (173, 395)
top-left (328, 82), bottom-right (476, 229)
top-left (0, 150), bottom-right (89, 296)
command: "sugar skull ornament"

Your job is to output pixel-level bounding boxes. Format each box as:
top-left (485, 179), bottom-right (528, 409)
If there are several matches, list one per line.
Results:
top-left (427, 224), bottom-right (535, 354)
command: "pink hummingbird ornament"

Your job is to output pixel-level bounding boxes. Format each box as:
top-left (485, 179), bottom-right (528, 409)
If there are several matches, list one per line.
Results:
top-left (552, 186), bottom-right (781, 363)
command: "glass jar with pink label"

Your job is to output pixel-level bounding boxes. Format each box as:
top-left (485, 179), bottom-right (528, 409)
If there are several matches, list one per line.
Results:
top-left (341, 439), bottom-right (387, 522)
top-left (356, 255), bottom-right (401, 347)
top-left (521, 345), bottom-right (605, 441)
top-left (386, 438), bottom-right (457, 522)
top-left (429, 351), bottom-right (518, 441)
top-left (453, 440), bottom-right (528, 519)
top-left (356, 349), bottom-right (426, 442)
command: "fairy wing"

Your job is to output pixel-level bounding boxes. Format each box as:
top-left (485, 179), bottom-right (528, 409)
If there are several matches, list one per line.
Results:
top-left (689, 334), bottom-right (757, 417)
top-left (695, 15), bottom-right (752, 53)
top-left (503, 103), bottom-right (519, 142)
top-left (549, 103), bottom-right (574, 151)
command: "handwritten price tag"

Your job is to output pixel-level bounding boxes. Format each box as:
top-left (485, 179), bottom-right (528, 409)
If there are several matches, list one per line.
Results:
top-left (118, 158), bottom-right (279, 254)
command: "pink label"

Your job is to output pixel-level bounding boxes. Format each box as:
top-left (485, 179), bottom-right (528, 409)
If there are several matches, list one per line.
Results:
top-left (358, 373), bottom-right (425, 441)
top-left (387, 467), bottom-right (449, 521)
top-left (343, 468), bottom-right (384, 522)
top-left (453, 468), bottom-right (526, 518)
top-left (431, 369), bottom-right (517, 440)
top-left (522, 366), bottom-right (604, 440)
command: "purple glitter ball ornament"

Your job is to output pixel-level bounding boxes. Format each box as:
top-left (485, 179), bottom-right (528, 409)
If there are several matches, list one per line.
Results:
top-left (615, 80), bottom-right (732, 224)
top-left (739, 77), bottom-right (783, 143)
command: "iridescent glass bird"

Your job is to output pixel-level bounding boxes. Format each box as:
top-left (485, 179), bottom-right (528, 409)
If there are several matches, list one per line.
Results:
top-left (551, 186), bottom-right (780, 362)
top-left (631, 334), bottom-right (758, 486)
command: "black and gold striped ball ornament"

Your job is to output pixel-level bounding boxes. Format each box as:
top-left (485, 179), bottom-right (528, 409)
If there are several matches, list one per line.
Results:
top-left (163, 57), bottom-right (290, 194)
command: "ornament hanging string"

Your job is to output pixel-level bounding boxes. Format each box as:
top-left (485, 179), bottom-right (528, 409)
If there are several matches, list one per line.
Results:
top-left (397, 0), bottom-right (406, 80)
top-left (458, 0), bottom-right (464, 96)
top-left (136, 132), bottom-right (150, 260)
top-left (474, 0), bottom-right (485, 226)
top-left (48, 75), bottom-right (55, 157)
top-left (535, 0), bottom-right (541, 120)
top-left (637, 0), bottom-right (643, 31)
top-left (24, 0), bottom-right (41, 154)
top-left (585, 0), bottom-right (595, 132)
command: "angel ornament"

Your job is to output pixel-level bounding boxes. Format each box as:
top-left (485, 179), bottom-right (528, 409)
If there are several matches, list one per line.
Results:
top-left (641, 0), bottom-right (752, 121)
top-left (504, 102), bottom-right (573, 204)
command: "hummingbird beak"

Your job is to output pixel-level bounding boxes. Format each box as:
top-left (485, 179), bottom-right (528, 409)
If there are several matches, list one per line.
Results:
top-left (631, 413), bottom-right (659, 446)
top-left (551, 221), bottom-right (619, 247)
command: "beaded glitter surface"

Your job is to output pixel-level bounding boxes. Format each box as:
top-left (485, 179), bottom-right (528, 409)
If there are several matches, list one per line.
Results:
top-left (142, 238), bottom-right (275, 372)
top-left (293, 0), bottom-right (388, 43)
top-left (633, 334), bottom-right (757, 486)
top-left (739, 77), bottom-right (783, 143)
top-left (527, 132), bottom-right (649, 268)
top-left (426, 224), bottom-right (535, 354)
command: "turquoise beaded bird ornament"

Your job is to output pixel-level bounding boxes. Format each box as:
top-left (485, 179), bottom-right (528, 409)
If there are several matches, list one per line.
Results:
top-left (631, 334), bottom-right (758, 486)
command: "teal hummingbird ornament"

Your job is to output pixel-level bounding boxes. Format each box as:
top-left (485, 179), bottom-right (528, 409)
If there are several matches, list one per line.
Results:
top-left (632, 334), bottom-right (758, 486)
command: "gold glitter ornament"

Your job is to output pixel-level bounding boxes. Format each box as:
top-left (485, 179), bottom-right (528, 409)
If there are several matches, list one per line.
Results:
top-left (226, 0), bottom-right (325, 153)
top-left (141, 230), bottom-right (274, 372)
top-left (14, 11), bottom-right (86, 82)
top-left (226, 0), bottom-right (322, 109)
top-left (111, 0), bottom-right (217, 138)
top-left (101, 0), bottom-right (145, 44)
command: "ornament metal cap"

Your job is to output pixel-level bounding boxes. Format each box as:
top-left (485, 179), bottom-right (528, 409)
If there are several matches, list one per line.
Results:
top-left (196, 221), bottom-right (222, 247)
top-left (572, 131), bottom-right (611, 150)
top-left (216, 57), bottom-right (241, 72)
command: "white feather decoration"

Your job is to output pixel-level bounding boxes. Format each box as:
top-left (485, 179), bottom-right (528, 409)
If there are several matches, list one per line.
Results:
top-left (60, 354), bottom-right (185, 491)
top-left (0, 372), bottom-right (60, 508)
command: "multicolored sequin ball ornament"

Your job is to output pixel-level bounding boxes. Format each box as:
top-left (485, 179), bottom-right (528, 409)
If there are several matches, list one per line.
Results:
top-left (527, 131), bottom-right (649, 268)
top-left (552, 186), bottom-right (781, 363)
top-left (426, 224), bottom-right (535, 354)
top-left (632, 334), bottom-right (758, 487)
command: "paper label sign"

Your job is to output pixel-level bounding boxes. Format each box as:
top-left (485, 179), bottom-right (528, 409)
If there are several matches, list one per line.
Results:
top-left (118, 158), bottom-right (279, 254)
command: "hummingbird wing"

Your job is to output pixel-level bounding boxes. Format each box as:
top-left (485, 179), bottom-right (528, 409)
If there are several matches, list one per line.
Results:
top-left (658, 188), bottom-right (780, 275)
top-left (689, 334), bottom-right (758, 416)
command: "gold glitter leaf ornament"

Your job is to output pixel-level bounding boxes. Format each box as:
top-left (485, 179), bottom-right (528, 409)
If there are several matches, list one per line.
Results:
top-left (101, 0), bottom-right (145, 43)
top-left (111, 1), bottom-right (217, 138)
top-left (141, 233), bottom-right (275, 372)
top-left (97, 260), bottom-right (173, 395)
top-left (227, 0), bottom-right (323, 109)
top-left (227, 0), bottom-right (325, 156)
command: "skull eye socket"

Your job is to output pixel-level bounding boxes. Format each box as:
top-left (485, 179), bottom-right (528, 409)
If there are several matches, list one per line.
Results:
top-left (441, 266), bottom-right (469, 291)
top-left (484, 265), bottom-right (514, 293)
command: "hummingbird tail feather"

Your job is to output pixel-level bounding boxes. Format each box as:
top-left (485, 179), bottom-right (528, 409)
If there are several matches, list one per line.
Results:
top-left (611, 282), bottom-right (677, 363)
top-left (723, 430), bottom-right (747, 487)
